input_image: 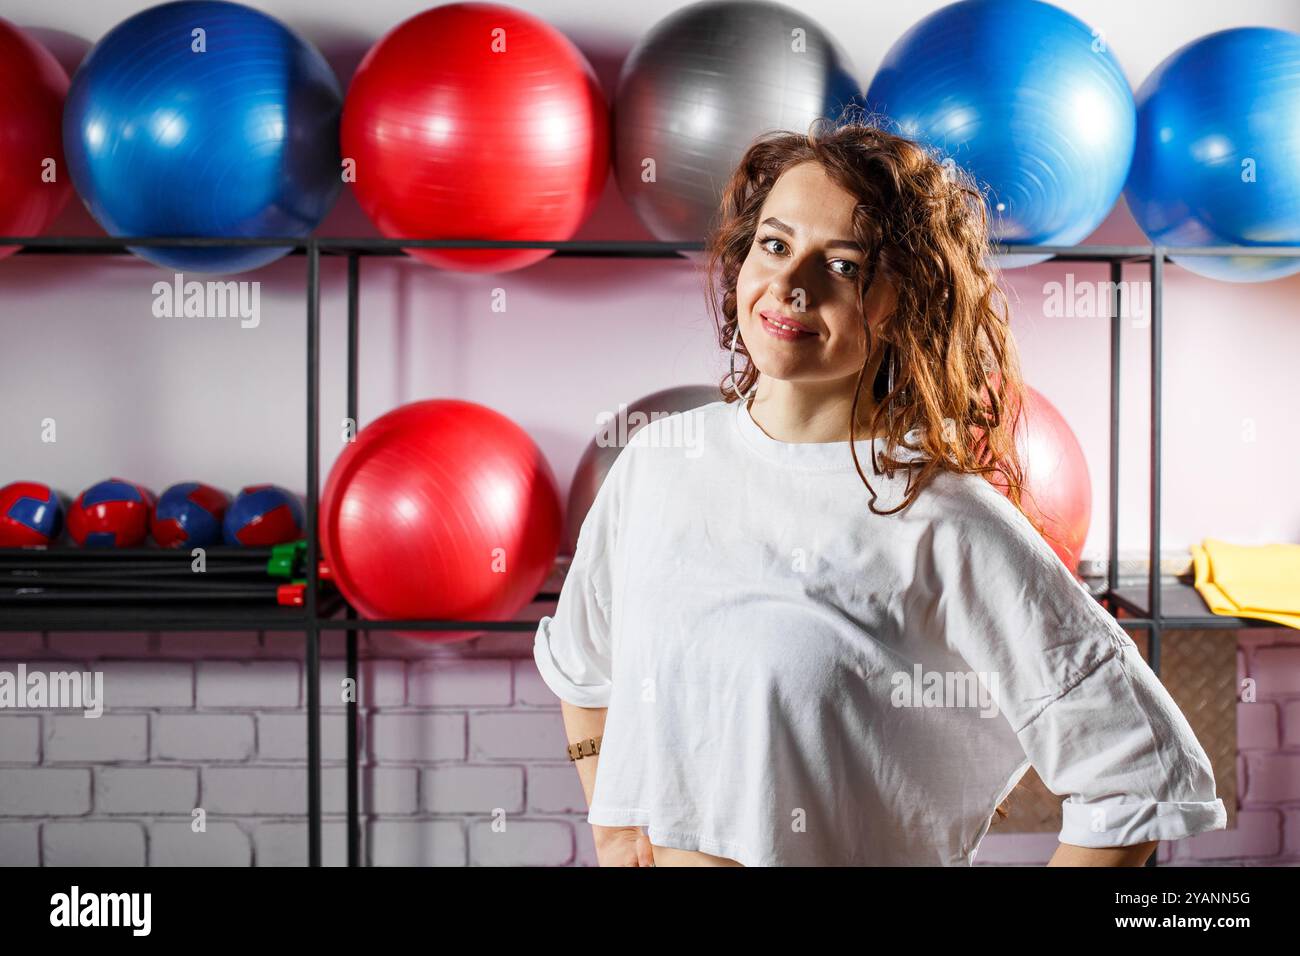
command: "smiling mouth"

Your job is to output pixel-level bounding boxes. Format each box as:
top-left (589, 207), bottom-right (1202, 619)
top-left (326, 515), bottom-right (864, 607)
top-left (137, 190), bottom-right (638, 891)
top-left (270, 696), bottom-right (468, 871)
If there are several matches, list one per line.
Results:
top-left (759, 311), bottom-right (817, 338)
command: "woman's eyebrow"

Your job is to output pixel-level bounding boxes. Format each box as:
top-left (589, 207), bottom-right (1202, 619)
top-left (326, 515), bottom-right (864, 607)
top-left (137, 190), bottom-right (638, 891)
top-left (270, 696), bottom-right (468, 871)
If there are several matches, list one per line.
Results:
top-left (760, 216), bottom-right (864, 253)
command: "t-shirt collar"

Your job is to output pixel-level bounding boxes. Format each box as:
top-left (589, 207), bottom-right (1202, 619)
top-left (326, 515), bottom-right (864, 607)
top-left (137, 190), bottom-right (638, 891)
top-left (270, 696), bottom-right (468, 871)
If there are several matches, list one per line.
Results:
top-left (733, 397), bottom-right (930, 473)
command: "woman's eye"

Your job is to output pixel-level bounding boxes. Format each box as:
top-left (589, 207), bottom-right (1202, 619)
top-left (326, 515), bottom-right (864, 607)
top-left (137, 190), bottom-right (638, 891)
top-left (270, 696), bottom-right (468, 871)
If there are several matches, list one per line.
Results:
top-left (759, 236), bottom-right (858, 279)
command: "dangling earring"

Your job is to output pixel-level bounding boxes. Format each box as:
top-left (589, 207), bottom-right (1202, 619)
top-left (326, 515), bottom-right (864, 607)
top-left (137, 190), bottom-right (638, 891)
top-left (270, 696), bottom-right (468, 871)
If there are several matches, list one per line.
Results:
top-left (870, 342), bottom-right (899, 435)
top-left (727, 325), bottom-right (754, 402)
top-left (886, 345), bottom-right (897, 436)
top-left (871, 341), bottom-right (893, 403)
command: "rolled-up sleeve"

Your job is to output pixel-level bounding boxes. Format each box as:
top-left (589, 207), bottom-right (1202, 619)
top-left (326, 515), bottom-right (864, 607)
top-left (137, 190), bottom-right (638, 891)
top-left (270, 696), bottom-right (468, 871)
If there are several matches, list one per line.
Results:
top-left (532, 453), bottom-right (622, 709)
top-left (533, 591), bottom-right (613, 708)
top-left (927, 478), bottom-right (1227, 848)
top-left (1016, 634), bottom-right (1227, 847)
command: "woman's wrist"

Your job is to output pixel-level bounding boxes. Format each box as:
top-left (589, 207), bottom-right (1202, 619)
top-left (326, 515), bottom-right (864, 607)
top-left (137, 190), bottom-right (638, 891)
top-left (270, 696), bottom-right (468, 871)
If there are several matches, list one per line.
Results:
top-left (591, 823), bottom-right (639, 846)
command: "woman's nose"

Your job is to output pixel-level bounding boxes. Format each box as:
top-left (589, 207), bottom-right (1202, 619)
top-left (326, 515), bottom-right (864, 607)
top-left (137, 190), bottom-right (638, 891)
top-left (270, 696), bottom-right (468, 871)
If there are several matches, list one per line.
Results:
top-left (769, 262), bottom-right (811, 304)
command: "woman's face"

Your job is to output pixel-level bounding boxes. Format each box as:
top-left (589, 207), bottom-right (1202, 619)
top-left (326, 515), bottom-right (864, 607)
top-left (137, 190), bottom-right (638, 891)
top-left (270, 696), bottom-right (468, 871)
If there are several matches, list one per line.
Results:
top-left (735, 161), bottom-right (896, 388)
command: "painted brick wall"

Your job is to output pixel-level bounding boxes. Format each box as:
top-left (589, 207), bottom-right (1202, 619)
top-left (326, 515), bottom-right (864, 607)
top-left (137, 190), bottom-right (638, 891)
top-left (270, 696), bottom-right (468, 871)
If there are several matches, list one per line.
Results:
top-left (0, 625), bottom-right (1295, 866)
top-left (0, 628), bottom-right (597, 866)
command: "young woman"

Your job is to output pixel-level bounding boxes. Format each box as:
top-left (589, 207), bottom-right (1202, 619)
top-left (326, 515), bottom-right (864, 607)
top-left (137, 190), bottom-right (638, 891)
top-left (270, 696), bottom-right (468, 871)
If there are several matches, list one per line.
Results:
top-left (534, 116), bottom-right (1227, 867)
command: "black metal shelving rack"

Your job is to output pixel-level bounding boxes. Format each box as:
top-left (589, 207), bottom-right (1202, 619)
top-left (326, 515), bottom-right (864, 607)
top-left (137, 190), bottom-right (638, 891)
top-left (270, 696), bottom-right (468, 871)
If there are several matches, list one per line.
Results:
top-left (1, 234), bottom-right (1295, 867)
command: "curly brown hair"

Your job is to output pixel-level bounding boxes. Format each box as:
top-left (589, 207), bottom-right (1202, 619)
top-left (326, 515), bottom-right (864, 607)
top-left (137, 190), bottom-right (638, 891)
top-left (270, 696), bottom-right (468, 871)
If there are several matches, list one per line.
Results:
top-left (703, 109), bottom-right (1035, 525)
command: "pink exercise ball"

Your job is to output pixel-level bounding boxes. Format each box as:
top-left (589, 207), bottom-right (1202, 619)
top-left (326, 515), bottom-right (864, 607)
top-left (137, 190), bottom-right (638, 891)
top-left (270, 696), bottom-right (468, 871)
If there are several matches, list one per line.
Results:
top-left (990, 386), bottom-right (1092, 574)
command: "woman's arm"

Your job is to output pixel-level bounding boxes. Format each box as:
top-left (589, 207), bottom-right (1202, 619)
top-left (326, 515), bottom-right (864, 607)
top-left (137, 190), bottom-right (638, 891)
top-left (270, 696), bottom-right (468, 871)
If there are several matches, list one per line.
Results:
top-left (1048, 840), bottom-right (1157, 866)
top-left (560, 700), bottom-right (608, 807)
top-left (560, 700), bottom-right (655, 866)
top-left (929, 482), bottom-right (1227, 855)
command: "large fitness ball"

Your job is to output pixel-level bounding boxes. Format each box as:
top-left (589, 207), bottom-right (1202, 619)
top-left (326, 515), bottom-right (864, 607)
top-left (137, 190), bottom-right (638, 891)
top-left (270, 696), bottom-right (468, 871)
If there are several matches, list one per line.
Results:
top-left (565, 385), bottom-right (719, 553)
top-left (614, 0), bottom-right (860, 243)
top-left (1125, 28), bottom-right (1300, 282)
top-left (0, 19), bottom-right (71, 261)
top-left (989, 387), bottom-right (1092, 575)
top-left (866, 0), bottom-right (1135, 268)
top-left (321, 400), bottom-right (564, 642)
top-left (341, 3), bottom-right (608, 273)
top-left (63, 0), bottom-right (342, 274)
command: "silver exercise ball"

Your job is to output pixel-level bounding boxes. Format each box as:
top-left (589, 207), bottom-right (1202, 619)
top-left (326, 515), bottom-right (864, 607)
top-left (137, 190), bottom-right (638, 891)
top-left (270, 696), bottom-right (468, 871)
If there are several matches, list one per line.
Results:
top-left (614, 0), bottom-right (861, 243)
top-left (566, 385), bottom-right (721, 553)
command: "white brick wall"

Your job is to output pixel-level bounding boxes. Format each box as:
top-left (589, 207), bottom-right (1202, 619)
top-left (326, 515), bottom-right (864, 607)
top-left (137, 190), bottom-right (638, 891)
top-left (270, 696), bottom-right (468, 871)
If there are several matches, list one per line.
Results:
top-left (97, 661), bottom-right (195, 708)
top-left (408, 659), bottom-right (511, 707)
top-left (45, 714), bottom-right (148, 763)
top-left (320, 659), bottom-right (405, 707)
top-left (369, 712), bottom-right (466, 762)
top-left (0, 822), bottom-right (39, 865)
top-left (150, 821), bottom-right (251, 866)
top-left (257, 712), bottom-right (357, 760)
top-left (0, 768), bottom-right (92, 815)
top-left (0, 716), bottom-right (40, 762)
top-left (0, 630), bottom-right (597, 867)
top-left (422, 765), bottom-right (524, 814)
top-left (254, 821), bottom-right (351, 866)
top-left (369, 820), bottom-right (465, 866)
top-left (43, 821), bottom-right (147, 866)
top-left (202, 766), bottom-right (320, 816)
top-left (153, 714), bottom-right (256, 761)
top-left (468, 818), bottom-right (574, 866)
top-left (97, 767), bottom-right (198, 814)
top-left (196, 661), bottom-right (299, 708)
top-left (470, 711), bottom-right (566, 761)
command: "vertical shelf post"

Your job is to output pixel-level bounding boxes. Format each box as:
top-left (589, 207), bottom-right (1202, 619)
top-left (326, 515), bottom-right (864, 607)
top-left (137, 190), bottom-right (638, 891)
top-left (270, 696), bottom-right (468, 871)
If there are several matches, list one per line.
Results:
top-left (306, 238), bottom-right (322, 866)
top-left (345, 252), bottom-right (361, 867)
top-left (1145, 247), bottom-right (1165, 868)
top-left (1107, 259), bottom-right (1123, 610)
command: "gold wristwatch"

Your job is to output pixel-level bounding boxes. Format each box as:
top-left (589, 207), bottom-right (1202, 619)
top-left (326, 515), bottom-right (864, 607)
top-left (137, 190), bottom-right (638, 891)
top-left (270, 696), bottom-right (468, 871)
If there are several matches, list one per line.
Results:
top-left (567, 735), bottom-right (602, 761)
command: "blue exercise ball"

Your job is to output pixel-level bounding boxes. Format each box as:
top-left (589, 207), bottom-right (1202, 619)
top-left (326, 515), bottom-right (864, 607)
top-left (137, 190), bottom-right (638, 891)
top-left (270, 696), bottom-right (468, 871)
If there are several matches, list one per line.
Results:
top-left (865, 0), bottom-right (1135, 268)
top-left (1125, 28), bottom-right (1300, 283)
top-left (63, 0), bottom-right (342, 274)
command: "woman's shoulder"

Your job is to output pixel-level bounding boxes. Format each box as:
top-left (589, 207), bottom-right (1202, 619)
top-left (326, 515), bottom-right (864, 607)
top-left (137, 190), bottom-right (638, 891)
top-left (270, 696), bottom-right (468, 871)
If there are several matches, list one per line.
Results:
top-left (920, 465), bottom-right (1056, 562)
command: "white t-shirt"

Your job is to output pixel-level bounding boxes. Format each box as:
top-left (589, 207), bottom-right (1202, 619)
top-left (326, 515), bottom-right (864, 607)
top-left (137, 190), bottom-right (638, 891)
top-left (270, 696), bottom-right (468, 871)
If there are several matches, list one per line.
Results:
top-left (533, 398), bottom-right (1227, 866)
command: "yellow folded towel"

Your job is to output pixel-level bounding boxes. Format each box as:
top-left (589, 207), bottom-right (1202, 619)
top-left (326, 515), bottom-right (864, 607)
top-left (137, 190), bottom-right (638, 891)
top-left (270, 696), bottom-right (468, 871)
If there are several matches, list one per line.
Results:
top-left (1191, 538), bottom-right (1300, 630)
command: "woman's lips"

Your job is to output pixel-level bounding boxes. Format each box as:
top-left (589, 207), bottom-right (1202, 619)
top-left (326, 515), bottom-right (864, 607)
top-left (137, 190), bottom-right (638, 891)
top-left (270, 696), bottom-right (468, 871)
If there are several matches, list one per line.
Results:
top-left (760, 311), bottom-right (817, 341)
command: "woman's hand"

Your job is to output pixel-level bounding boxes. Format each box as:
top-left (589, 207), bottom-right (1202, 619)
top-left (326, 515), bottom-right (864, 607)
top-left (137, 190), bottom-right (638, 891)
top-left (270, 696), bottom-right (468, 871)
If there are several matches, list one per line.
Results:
top-left (592, 825), bottom-right (656, 866)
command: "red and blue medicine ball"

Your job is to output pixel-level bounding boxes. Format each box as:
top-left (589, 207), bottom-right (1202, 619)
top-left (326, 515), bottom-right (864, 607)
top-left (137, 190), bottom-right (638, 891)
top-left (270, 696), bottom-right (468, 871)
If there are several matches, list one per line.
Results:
top-left (224, 484), bottom-right (303, 546)
top-left (67, 478), bottom-right (156, 548)
top-left (0, 481), bottom-right (64, 547)
top-left (151, 481), bottom-right (230, 548)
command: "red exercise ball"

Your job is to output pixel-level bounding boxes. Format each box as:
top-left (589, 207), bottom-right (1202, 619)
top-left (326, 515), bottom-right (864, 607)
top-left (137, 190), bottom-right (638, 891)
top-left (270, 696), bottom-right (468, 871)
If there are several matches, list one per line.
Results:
top-left (340, 2), bottom-right (609, 272)
top-left (990, 386), bottom-right (1092, 575)
top-left (321, 399), bottom-right (563, 641)
top-left (0, 19), bottom-right (71, 260)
